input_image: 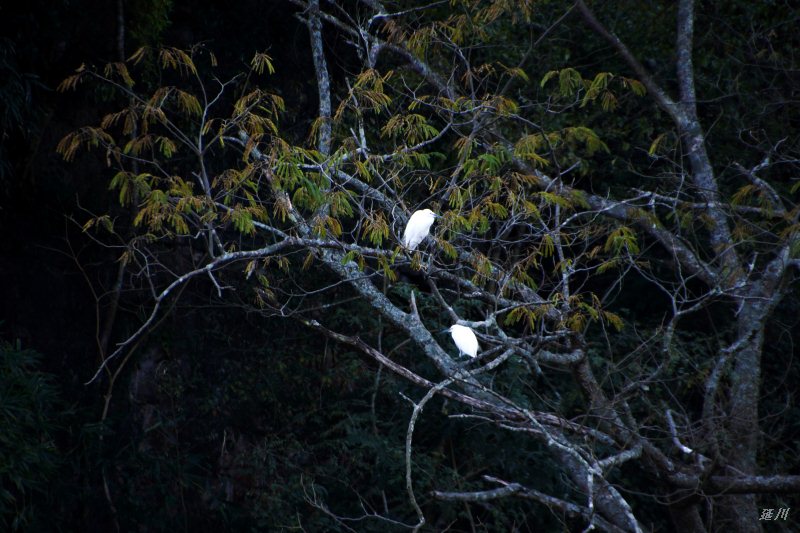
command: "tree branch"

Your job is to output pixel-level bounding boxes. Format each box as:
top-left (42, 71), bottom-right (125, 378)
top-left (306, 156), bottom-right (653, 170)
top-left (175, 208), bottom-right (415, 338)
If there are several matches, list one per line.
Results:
top-left (305, 0), bottom-right (333, 157)
top-left (574, 0), bottom-right (679, 120)
top-left (576, 0), bottom-right (740, 277)
top-left (433, 475), bottom-right (630, 533)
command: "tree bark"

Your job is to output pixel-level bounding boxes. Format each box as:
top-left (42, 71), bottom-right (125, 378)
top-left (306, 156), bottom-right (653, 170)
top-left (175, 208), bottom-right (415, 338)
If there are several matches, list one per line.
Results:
top-left (718, 327), bottom-right (762, 531)
top-left (668, 500), bottom-right (707, 533)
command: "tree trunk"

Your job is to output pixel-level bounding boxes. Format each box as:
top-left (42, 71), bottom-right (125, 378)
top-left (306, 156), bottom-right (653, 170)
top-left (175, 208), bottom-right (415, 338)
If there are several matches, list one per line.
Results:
top-left (668, 500), bottom-right (707, 533)
top-left (716, 321), bottom-right (765, 531)
top-left (729, 328), bottom-right (764, 471)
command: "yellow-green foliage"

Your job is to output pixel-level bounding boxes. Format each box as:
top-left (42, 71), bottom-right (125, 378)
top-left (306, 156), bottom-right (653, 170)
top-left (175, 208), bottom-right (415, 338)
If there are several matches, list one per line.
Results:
top-left (361, 211), bottom-right (390, 246)
top-left (541, 68), bottom-right (645, 110)
top-left (250, 52), bottom-right (275, 75)
top-left (381, 114), bottom-right (439, 145)
top-left (605, 226), bottom-right (640, 255)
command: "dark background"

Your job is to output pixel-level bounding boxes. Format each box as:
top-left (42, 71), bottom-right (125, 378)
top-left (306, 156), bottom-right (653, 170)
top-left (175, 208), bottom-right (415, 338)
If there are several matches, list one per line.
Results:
top-left (1, 1), bottom-right (799, 531)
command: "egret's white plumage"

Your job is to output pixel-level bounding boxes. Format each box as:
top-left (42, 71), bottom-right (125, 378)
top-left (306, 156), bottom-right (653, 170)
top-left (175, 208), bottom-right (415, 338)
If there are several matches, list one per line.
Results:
top-left (448, 324), bottom-right (479, 358)
top-left (402, 209), bottom-right (438, 250)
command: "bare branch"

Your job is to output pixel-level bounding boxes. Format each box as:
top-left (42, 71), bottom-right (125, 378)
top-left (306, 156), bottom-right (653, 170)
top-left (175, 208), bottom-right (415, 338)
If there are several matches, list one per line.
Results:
top-left (675, 0), bottom-right (697, 106)
top-left (575, 0), bottom-right (679, 120)
top-left (85, 239), bottom-right (299, 384)
top-left (305, 0), bottom-right (333, 157)
top-left (402, 379), bottom-right (454, 531)
top-left (665, 409), bottom-right (695, 455)
top-left (433, 475), bottom-right (630, 533)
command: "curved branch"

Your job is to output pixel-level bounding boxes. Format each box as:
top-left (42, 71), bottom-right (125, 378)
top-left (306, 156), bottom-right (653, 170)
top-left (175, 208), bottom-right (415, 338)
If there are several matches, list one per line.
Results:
top-left (85, 238), bottom-right (299, 384)
top-left (574, 0), bottom-right (679, 120)
top-left (433, 475), bottom-right (630, 533)
top-left (402, 379), bottom-right (454, 531)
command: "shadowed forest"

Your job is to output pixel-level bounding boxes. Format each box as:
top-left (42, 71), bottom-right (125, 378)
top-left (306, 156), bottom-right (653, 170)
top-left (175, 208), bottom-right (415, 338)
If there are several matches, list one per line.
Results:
top-left (1, 1), bottom-right (800, 531)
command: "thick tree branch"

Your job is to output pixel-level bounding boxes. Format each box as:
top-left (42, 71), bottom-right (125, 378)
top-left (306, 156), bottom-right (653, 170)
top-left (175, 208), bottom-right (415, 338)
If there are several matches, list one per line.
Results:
top-left (675, 0), bottom-right (697, 106)
top-left (575, 0), bottom-right (679, 120)
top-left (305, 0), bottom-right (333, 157)
top-left (433, 475), bottom-right (630, 533)
top-left (706, 475), bottom-right (800, 494)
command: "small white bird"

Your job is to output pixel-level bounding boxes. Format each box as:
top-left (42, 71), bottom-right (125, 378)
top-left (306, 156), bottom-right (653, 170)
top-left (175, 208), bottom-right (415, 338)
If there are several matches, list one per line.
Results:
top-left (402, 209), bottom-right (438, 250)
top-left (447, 324), bottom-right (479, 359)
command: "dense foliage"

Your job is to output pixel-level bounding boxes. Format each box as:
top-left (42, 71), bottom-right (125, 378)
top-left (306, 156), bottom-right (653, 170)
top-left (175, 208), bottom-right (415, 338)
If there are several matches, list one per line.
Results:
top-left (0, 343), bottom-right (64, 530)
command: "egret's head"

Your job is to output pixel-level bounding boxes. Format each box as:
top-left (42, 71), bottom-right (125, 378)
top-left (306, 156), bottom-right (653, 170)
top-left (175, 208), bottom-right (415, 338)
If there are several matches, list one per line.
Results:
top-left (421, 209), bottom-right (439, 219)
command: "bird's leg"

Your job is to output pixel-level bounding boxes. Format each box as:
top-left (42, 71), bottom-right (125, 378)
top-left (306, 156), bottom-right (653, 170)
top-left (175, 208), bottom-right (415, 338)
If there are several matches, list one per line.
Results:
top-left (410, 251), bottom-right (423, 271)
top-left (420, 244), bottom-right (435, 272)
top-left (456, 357), bottom-right (472, 370)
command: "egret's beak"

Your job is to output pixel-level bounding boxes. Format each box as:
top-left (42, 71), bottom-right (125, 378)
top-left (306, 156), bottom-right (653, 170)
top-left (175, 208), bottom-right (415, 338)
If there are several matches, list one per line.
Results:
top-left (438, 328), bottom-right (449, 334)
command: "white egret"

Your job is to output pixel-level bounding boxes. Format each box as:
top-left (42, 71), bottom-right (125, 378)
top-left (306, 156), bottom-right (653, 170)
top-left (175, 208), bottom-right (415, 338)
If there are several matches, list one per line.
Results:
top-left (447, 324), bottom-right (479, 358)
top-left (402, 209), bottom-right (438, 250)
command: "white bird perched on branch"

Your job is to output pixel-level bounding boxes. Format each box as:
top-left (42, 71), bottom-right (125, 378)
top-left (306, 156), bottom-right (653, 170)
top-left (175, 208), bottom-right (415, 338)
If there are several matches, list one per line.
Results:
top-left (446, 324), bottom-right (479, 358)
top-left (402, 209), bottom-right (438, 250)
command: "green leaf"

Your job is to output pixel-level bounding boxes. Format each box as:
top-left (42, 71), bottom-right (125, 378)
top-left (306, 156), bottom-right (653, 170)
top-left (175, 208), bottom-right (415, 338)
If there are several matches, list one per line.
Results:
top-left (648, 133), bottom-right (666, 156)
top-left (251, 52), bottom-right (275, 75)
top-left (540, 70), bottom-right (558, 88)
top-left (231, 207), bottom-right (255, 235)
top-left (604, 226), bottom-right (639, 255)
